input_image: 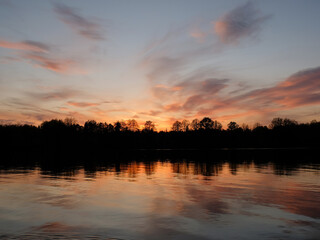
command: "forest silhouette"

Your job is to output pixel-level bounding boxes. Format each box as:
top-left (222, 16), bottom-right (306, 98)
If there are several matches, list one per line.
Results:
top-left (1, 117), bottom-right (319, 152)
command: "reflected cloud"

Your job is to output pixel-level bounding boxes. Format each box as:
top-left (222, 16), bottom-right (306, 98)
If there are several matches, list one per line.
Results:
top-left (34, 222), bottom-right (75, 232)
top-left (1, 149), bottom-right (319, 222)
top-left (186, 186), bottom-right (229, 215)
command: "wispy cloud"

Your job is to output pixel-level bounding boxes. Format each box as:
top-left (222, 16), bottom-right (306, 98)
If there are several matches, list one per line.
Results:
top-left (190, 28), bottom-right (207, 42)
top-left (22, 53), bottom-right (84, 74)
top-left (25, 88), bottom-right (80, 101)
top-left (67, 101), bottom-right (99, 108)
top-left (0, 118), bottom-right (34, 125)
top-left (138, 110), bottom-right (163, 117)
top-left (159, 78), bottom-right (229, 113)
top-left (1, 98), bottom-right (63, 122)
top-left (235, 66), bottom-right (320, 108)
top-left (143, 65), bottom-right (320, 125)
top-left (0, 39), bottom-right (50, 52)
top-left (66, 100), bottom-right (116, 108)
top-left (54, 3), bottom-right (105, 40)
top-left (214, 1), bottom-right (270, 44)
top-left (1, 96), bottom-right (90, 125)
top-left (0, 38), bottom-right (86, 74)
top-left (145, 56), bottom-right (187, 84)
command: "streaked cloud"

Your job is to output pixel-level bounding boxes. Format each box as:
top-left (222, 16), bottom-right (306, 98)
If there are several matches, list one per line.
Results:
top-left (66, 100), bottom-right (116, 108)
top-left (190, 28), bottom-right (207, 42)
top-left (144, 65), bottom-right (320, 125)
top-left (0, 39), bottom-right (50, 52)
top-left (160, 78), bottom-right (229, 112)
top-left (145, 56), bottom-right (187, 83)
top-left (236, 66), bottom-right (320, 108)
top-left (138, 110), bottom-right (163, 117)
top-left (0, 38), bottom-right (86, 74)
top-left (67, 101), bottom-right (99, 108)
top-left (214, 1), bottom-right (270, 44)
top-left (1, 96), bottom-right (90, 125)
top-left (1, 98), bottom-right (63, 122)
top-left (23, 53), bottom-right (84, 74)
top-left (25, 88), bottom-right (80, 101)
top-left (54, 3), bottom-right (105, 40)
top-left (0, 118), bottom-right (34, 125)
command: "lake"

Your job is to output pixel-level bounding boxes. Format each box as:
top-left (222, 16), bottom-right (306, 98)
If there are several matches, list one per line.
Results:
top-left (0, 149), bottom-right (319, 239)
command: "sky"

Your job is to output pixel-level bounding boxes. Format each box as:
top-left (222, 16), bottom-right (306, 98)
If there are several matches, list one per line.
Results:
top-left (0, 0), bottom-right (320, 130)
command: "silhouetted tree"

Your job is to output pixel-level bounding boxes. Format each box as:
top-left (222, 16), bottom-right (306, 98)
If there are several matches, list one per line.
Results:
top-left (84, 120), bottom-right (98, 133)
top-left (114, 121), bottom-right (128, 131)
top-left (181, 120), bottom-right (190, 131)
top-left (283, 118), bottom-right (298, 126)
top-left (213, 120), bottom-right (223, 130)
top-left (190, 119), bottom-right (200, 131)
top-left (310, 119), bottom-right (318, 125)
top-left (227, 121), bottom-right (239, 131)
top-left (114, 121), bottom-right (121, 132)
top-left (200, 117), bottom-right (214, 130)
top-left (1, 116), bottom-right (319, 150)
top-left (64, 117), bottom-right (78, 126)
top-left (269, 117), bottom-right (297, 129)
top-left (253, 122), bottom-right (262, 130)
top-left (41, 119), bottom-right (66, 130)
top-left (114, 121), bottom-right (127, 131)
top-left (269, 117), bottom-right (283, 129)
top-left (126, 119), bottom-right (139, 132)
top-left (241, 123), bottom-right (249, 131)
top-left (172, 121), bottom-right (182, 131)
top-left (143, 121), bottom-right (156, 132)
top-left (105, 123), bottom-right (114, 132)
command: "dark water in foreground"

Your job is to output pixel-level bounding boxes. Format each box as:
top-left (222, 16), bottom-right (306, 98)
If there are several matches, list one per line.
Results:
top-left (0, 150), bottom-right (319, 239)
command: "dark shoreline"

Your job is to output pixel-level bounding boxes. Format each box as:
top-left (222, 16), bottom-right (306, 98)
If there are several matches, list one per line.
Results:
top-left (1, 118), bottom-right (320, 151)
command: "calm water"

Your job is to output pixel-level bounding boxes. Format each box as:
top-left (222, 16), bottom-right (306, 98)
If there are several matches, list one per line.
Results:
top-left (0, 150), bottom-right (319, 239)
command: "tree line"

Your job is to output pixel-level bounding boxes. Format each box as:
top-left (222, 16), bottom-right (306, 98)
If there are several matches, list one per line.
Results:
top-left (0, 117), bottom-right (319, 151)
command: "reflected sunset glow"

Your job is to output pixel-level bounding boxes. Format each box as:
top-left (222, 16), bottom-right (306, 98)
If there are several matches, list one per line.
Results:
top-left (0, 157), bottom-right (319, 239)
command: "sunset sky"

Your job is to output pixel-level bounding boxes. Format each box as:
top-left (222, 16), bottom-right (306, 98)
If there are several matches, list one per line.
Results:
top-left (1, 0), bottom-right (320, 130)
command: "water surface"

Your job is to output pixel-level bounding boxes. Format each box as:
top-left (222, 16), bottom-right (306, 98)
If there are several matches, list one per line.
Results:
top-left (0, 150), bottom-right (319, 239)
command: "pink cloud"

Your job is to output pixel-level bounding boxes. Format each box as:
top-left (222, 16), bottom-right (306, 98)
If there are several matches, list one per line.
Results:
top-left (214, 1), bottom-right (270, 44)
top-left (148, 66), bottom-right (320, 125)
top-left (235, 66), bottom-right (320, 108)
top-left (67, 101), bottom-right (99, 108)
top-left (190, 29), bottom-right (207, 42)
top-left (163, 103), bottom-right (182, 112)
top-left (0, 39), bottom-right (50, 52)
top-left (0, 38), bottom-right (86, 75)
top-left (23, 53), bottom-right (85, 74)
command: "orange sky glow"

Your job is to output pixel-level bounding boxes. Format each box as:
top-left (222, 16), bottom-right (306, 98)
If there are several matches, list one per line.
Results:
top-left (1, 1), bottom-right (320, 130)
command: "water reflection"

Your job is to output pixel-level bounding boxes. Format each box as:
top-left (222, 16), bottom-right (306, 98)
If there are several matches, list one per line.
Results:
top-left (0, 149), bottom-right (319, 239)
